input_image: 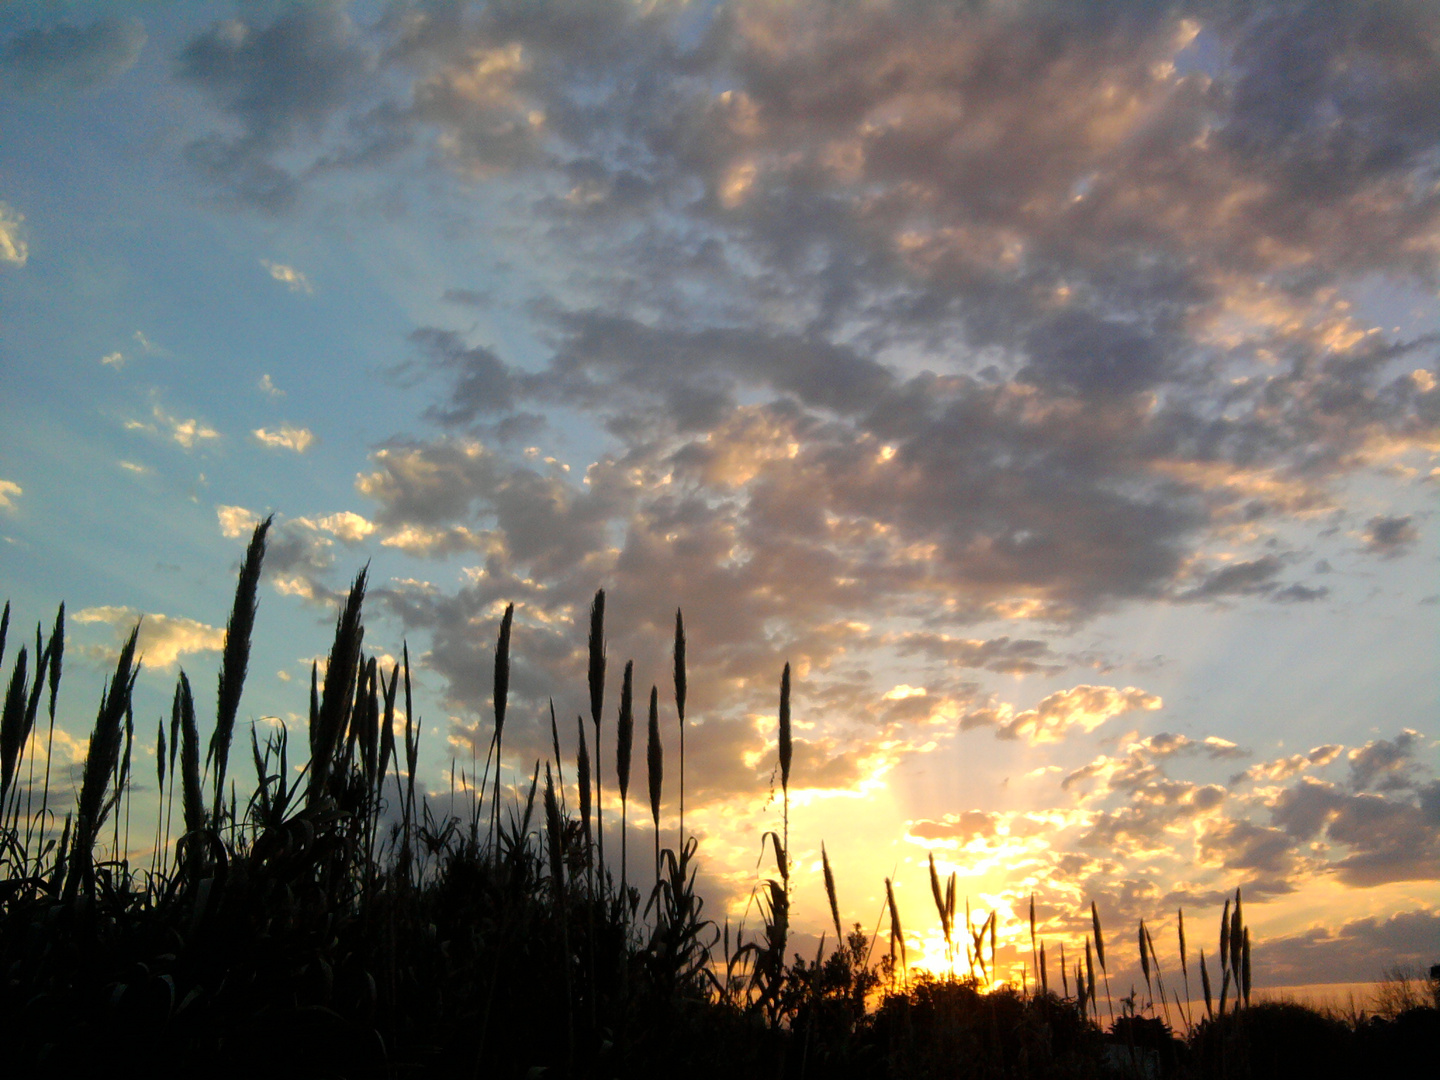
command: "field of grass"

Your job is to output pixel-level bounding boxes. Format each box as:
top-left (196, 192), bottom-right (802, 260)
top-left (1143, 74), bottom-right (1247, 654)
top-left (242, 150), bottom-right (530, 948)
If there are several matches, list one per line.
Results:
top-left (2, 520), bottom-right (1435, 1077)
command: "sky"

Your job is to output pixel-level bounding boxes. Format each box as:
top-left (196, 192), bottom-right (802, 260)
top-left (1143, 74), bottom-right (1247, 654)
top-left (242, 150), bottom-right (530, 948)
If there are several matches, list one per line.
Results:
top-left (1, 0), bottom-right (1437, 996)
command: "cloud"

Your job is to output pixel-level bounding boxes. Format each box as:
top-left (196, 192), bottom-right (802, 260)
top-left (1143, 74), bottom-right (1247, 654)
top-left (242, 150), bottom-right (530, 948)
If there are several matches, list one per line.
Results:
top-left (1348, 730), bottom-right (1424, 792)
top-left (217, 504), bottom-right (260, 538)
top-left (1177, 555), bottom-right (1285, 602)
top-left (1233, 744), bottom-right (1343, 785)
top-left (261, 260), bottom-right (313, 294)
top-left (294, 511), bottom-right (376, 543)
top-left (75, 606), bottom-right (225, 671)
top-left (0, 479), bottom-right (21, 509)
top-left (175, 6), bottom-right (375, 211)
top-left (966, 685), bottom-right (1162, 744)
top-left (125, 403), bottom-right (219, 449)
top-left (1, 16), bottom-right (145, 94)
top-left (0, 202), bottom-right (28, 266)
top-left (258, 373), bottom-right (285, 397)
top-left (1271, 773), bottom-right (1440, 887)
top-left (253, 425), bottom-right (315, 452)
top-left (1259, 908), bottom-right (1440, 986)
top-left (100, 351), bottom-right (124, 369)
top-left (1361, 514), bottom-right (1419, 558)
top-left (890, 631), bottom-right (1066, 676)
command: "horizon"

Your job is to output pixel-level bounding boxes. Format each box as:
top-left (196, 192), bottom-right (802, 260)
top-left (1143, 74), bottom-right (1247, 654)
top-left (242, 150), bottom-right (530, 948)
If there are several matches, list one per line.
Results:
top-left (1, 1), bottom-right (1436, 1005)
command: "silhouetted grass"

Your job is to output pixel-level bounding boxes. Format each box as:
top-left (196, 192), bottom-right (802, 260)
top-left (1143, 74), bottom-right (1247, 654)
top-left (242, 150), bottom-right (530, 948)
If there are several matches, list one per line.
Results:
top-left (1, 534), bottom-right (1434, 1077)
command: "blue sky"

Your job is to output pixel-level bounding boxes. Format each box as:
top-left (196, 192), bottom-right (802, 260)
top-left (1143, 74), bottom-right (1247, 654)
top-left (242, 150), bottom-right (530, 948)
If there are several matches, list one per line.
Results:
top-left (1, 1), bottom-right (1437, 992)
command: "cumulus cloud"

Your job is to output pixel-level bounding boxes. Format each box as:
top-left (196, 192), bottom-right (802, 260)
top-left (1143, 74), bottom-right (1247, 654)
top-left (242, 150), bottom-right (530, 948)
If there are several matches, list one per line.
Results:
top-left (1271, 772), bottom-right (1440, 887)
top-left (1, 16), bottom-right (145, 94)
top-left (1233, 744), bottom-right (1343, 785)
top-left (1348, 730), bottom-right (1424, 792)
top-left (253, 424), bottom-right (315, 452)
top-left (75, 606), bottom-right (225, 671)
top-left (966, 685), bottom-right (1162, 744)
top-left (1259, 908), bottom-right (1440, 986)
top-left (217, 504), bottom-right (260, 538)
top-left (125, 403), bottom-right (219, 449)
top-left (0, 202), bottom-right (28, 266)
top-left (298, 511), bottom-right (376, 543)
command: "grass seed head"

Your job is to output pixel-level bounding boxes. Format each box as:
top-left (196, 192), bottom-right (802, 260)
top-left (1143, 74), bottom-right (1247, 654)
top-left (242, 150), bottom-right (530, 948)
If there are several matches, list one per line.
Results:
top-left (616, 660), bottom-right (634, 802)
top-left (646, 684), bottom-right (662, 828)
top-left (778, 662), bottom-right (791, 793)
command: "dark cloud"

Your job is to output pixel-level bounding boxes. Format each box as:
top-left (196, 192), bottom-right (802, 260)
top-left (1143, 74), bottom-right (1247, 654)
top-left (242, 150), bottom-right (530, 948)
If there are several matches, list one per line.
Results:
top-left (1258, 908), bottom-right (1440, 986)
top-left (1272, 582), bottom-right (1329, 603)
top-left (1, 17), bottom-right (145, 94)
top-left (411, 328), bottom-right (518, 421)
top-left (1177, 555), bottom-right (1285, 602)
top-left (1348, 730), bottom-right (1424, 792)
top-left (1271, 773), bottom-right (1440, 887)
top-left (1361, 514), bottom-right (1419, 558)
top-left (890, 632), bottom-right (1064, 676)
top-left (175, 5), bottom-right (376, 210)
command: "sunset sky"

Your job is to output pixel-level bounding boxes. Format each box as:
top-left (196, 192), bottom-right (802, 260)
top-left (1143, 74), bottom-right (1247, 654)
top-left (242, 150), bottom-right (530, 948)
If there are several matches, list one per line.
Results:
top-left (2, 1), bottom-right (1436, 996)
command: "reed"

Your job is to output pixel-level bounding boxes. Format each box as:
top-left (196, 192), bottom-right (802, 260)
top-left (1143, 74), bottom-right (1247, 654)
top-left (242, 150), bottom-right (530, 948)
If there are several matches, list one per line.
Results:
top-left (1091, 900), bottom-right (1113, 1025)
top-left (616, 658), bottom-right (633, 905)
top-left (886, 876), bottom-right (906, 988)
top-left (822, 841), bottom-right (842, 946)
top-left (308, 569), bottom-right (367, 807)
top-left (587, 590), bottom-right (606, 876)
top-left (62, 623), bottom-right (138, 901)
top-left (777, 662), bottom-right (791, 914)
top-left (646, 684), bottom-right (662, 889)
top-left (673, 608), bottom-right (686, 848)
top-left (489, 602), bottom-right (514, 860)
top-left (209, 515), bottom-right (270, 824)
top-left (1, 552), bottom-right (1329, 1078)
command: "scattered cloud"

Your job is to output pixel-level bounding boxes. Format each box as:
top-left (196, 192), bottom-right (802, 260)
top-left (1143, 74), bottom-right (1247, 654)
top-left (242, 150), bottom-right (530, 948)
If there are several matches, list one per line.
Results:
top-left (0, 479), bottom-right (21, 509)
top-left (1259, 908), bottom-right (1440, 985)
top-left (126, 403), bottom-right (219, 449)
top-left (75, 605), bottom-right (225, 671)
top-left (965, 685), bottom-right (1162, 744)
top-left (258, 373), bottom-right (285, 397)
top-left (216, 504), bottom-right (260, 538)
top-left (0, 16), bottom-right (145, 94)
top-left (1233, 744), bottom-right (1344, 785)
top-left (100, 351), bottom-right (124, 369)
top-left (294, 510), bottom-right (376, 543)
top-left (1361, 514), bottom-right (1419, 558)
top-left (0, 202), bottom-right (28, 266)
top-left (1271, 772), bottom-right (1440, 888)
top-left (1348, 730), bottom-right (1424, 793)
top-left (253, 424), bottom-right (314, 452)
top-left (261, 260), bottom-right (313, 294)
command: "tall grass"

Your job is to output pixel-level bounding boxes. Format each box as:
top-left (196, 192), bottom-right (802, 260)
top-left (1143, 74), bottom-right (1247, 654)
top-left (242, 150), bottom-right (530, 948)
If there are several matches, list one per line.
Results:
top-left (0, 538), bottom-right (1425, 1078)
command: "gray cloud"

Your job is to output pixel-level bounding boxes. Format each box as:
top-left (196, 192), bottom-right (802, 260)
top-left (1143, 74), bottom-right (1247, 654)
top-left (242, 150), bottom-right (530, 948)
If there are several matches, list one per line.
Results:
top-left (175, 4), bottom-right (376, 210)
top-left (1361, 514), bottom-right (1419, 558)
top-left (1271, 772), bottom-right (1440, 887)
top-left (1, 17), bottom-right (146, 94)
top-left (1348, 730), bottom-right (1424, 792)
top-left (1258, 908), bottom-right (1440, 986)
